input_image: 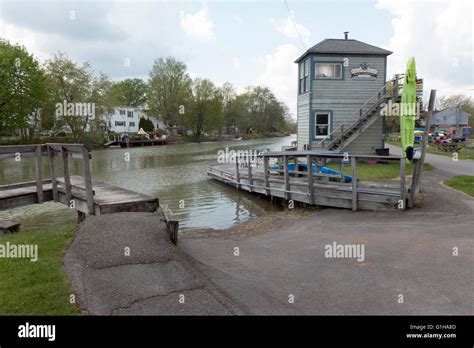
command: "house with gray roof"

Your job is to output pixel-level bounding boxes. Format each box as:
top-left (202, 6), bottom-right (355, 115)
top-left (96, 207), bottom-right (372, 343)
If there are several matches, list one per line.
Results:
top-left (295, 33), bottom-right (392, 154)
top-left (429, 106), bottom-right (470, 132)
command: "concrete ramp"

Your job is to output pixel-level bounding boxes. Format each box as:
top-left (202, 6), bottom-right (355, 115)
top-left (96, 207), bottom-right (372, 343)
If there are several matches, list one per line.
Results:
top-left (63, 212), bottom-right (242, 315)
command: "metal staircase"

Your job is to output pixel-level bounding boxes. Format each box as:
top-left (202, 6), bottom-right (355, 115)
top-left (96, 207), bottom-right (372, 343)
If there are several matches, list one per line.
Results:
top-left (318, 76), bottom-right (403, 151)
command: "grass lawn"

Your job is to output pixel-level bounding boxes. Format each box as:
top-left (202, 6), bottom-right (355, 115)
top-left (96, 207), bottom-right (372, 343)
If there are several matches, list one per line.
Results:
top-left (444, 176), bottom-right (474, 197)
top-left (0, 224), bottom-right (79, 315)
top-left (386, 138), bottom-right (474, 160)
top-left (326, 161), bottom-right (433, 181)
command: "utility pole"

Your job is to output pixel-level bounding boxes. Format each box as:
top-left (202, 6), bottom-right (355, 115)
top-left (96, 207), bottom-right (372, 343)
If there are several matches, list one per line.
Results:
top-left (408, 89), bottom-right (436, 208)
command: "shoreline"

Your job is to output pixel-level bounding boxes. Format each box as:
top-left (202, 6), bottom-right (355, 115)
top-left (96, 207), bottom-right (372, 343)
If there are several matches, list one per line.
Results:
top-left (0, 132), bottom-right (294, 151)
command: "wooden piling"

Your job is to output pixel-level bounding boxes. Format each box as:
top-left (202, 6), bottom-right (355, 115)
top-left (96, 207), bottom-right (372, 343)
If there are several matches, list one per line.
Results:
top-left (47, 146), bottom-right (58, 202)
top-left (306, 154), bottom-right (314, 204)
top-left (81, 147), bottom-right (95, 215)
top-left (35, 145), bottom-right (43, 203)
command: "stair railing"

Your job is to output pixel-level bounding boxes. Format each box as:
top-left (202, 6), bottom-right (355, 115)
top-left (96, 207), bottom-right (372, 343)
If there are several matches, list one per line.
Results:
top-left (316, 76), bottom-right (404, 149)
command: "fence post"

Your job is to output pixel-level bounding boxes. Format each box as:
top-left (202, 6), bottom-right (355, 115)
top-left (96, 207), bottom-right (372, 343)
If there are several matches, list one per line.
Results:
top-left (47, 145), bottom-right (58, 202)
top-left (35, 145), bottom-right (43, 203)
top-left (61, 146), bottom-right (72, 204)
top-left (351, 156), bottom-right (357, 211)
top-left (307, 154), bottom-right (314, 204)
top-left (81, 146), bottom-right (95, 215)
top-left (248, 153), bottom-right (253, 192)
top-left (284, 155), bottom-right (290, 200)
top-left (263, 155), bottom-right (270, 195)
top-left (235, 155), bottom-right (240, 189)
top-left (400, 158), bottom-right (406, 210)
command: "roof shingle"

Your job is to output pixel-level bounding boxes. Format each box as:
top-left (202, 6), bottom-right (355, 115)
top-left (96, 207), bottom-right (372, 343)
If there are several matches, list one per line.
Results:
top-left (295, 39), bottom-right (392, 63)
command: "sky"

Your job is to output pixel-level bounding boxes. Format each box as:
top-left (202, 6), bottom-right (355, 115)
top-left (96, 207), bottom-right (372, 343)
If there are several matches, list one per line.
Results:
top-left (0, 0), bottom-right (472, 118)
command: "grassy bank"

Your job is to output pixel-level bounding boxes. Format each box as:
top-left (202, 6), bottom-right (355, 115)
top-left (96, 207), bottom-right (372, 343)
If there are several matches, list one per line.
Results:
top-left (444, 176), bottom-right (474, 197)
top-left (386, 139), bottom-right (474, 160)
top-left (0, 225), bottom-right (79, 315)
top-left (327, 161), bottom-right (433, 181)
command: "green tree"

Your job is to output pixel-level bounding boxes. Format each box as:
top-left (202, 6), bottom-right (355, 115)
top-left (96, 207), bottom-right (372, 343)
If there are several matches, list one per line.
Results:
top-left (220, 82), bottom-right (239, 134)
top-left (44, 53), bottom-right (113, 142)
top-left (183, 78), bottom-right (223, 139)
top-left (239, 86), bottom-right (287, 133)
top-left (148, 57), bottom-right (191, 127)
top-left (110, 78), bottom-right (147, 107)
top-left (0, 39), bottom-right (47, 136)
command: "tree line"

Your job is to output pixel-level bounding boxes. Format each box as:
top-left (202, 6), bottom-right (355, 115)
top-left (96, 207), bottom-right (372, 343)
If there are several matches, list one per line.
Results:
top-left (0, 38), bottom-right (296, 142)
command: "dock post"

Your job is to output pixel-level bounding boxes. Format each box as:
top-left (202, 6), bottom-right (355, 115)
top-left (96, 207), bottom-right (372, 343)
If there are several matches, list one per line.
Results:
top-left (61, 146), bottom-right (72, 203)
top-left (235, 155), bottom-right (240, 189)
top-left (307, 154), bottom-right (314, 204)
top-left (351, 156), bottom-right (357, 211)
top-left (47, 145), bottom-right (59, 202)
top-left (400, 158), bottom-right (406, 210)
top-left (35, 145), bottom-right (43, 203)
top-left (263, 155), bottom-right (270, 195)
top-left (81, 146), bottom-right (95, 215)
top-left (284, 155), bottom-right (290, 200)
top-left (248, 154), bottom-right (253, 192)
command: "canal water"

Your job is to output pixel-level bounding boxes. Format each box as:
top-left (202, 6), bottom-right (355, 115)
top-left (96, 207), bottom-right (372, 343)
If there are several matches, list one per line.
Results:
top-left (0, 135), bottom-right (295, 230)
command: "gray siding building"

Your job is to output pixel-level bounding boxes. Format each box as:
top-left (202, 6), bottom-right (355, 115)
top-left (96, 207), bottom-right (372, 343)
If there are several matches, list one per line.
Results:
top-left (430, 106), bottom-right (470, 131)
top-left (295, 34), bottom-right (392, 154)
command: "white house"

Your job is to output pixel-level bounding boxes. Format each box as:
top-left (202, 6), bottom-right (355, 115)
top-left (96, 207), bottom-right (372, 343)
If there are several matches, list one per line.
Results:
top-left (106, 107), bottom-right (165, 133)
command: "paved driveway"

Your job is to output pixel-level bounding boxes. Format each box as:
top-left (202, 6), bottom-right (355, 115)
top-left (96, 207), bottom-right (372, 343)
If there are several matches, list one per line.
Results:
top-left (181, 171), bottom-right (474, 315)
top-left (386, 144), bottom-right (473, 177)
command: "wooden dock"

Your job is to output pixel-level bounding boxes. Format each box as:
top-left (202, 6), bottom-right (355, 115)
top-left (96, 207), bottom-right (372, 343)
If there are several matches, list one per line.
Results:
top-left (208, 151), bottom-right (410, 211)
top-left (0, 144), bottom-right (158, 220)
top-left (104, 138), bottom-right (168, 148)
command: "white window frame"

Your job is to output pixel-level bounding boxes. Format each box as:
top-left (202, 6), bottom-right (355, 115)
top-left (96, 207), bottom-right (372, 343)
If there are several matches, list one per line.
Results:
top-left (299, 58), bottom-right (311, 94)
top-left (313, 111), bottom-right (331, 139)
top-left (315, 63), bottom-right (343, 79)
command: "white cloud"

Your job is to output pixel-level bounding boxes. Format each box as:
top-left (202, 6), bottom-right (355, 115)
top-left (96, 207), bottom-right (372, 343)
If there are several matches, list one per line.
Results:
top-left (233, 57), bottom-right (240, 68)
top-left (270, 15), bottom-right (311, 46)
top-left (257, 44), bottom-right (299, 118)
top-left (180, 5), bottom-right (215, 43)
top-left (376, 0), bottom-right (473, 100)
top-left (232, 15), bottom-right (242, 25)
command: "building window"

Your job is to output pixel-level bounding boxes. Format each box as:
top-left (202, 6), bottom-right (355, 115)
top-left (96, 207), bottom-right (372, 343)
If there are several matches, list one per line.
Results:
top-left (314, 112), bottom-right (331, 138)
top-left (119, 109), bottom-right (126, 115)
top-left (115, 121), bottom-right (126, 126)
top-left (127, 111), bottom-right (133, 118)
top-left (129, 122), bottom-right (135, 127)
top-left (299, 58), bottom-right (310, 94)
top-left (315, 63), bottom-right (342, 79)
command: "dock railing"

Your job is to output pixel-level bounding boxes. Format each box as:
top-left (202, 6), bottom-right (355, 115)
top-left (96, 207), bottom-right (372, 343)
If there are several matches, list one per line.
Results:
top-left (46, 143), bottom-right (95, 215)
top-left (0, 144), bottom-right (48, 204)
top-left (208, 150), bottom-right (409, 211)
top-left (0, 143), bottom-right (96, 215)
